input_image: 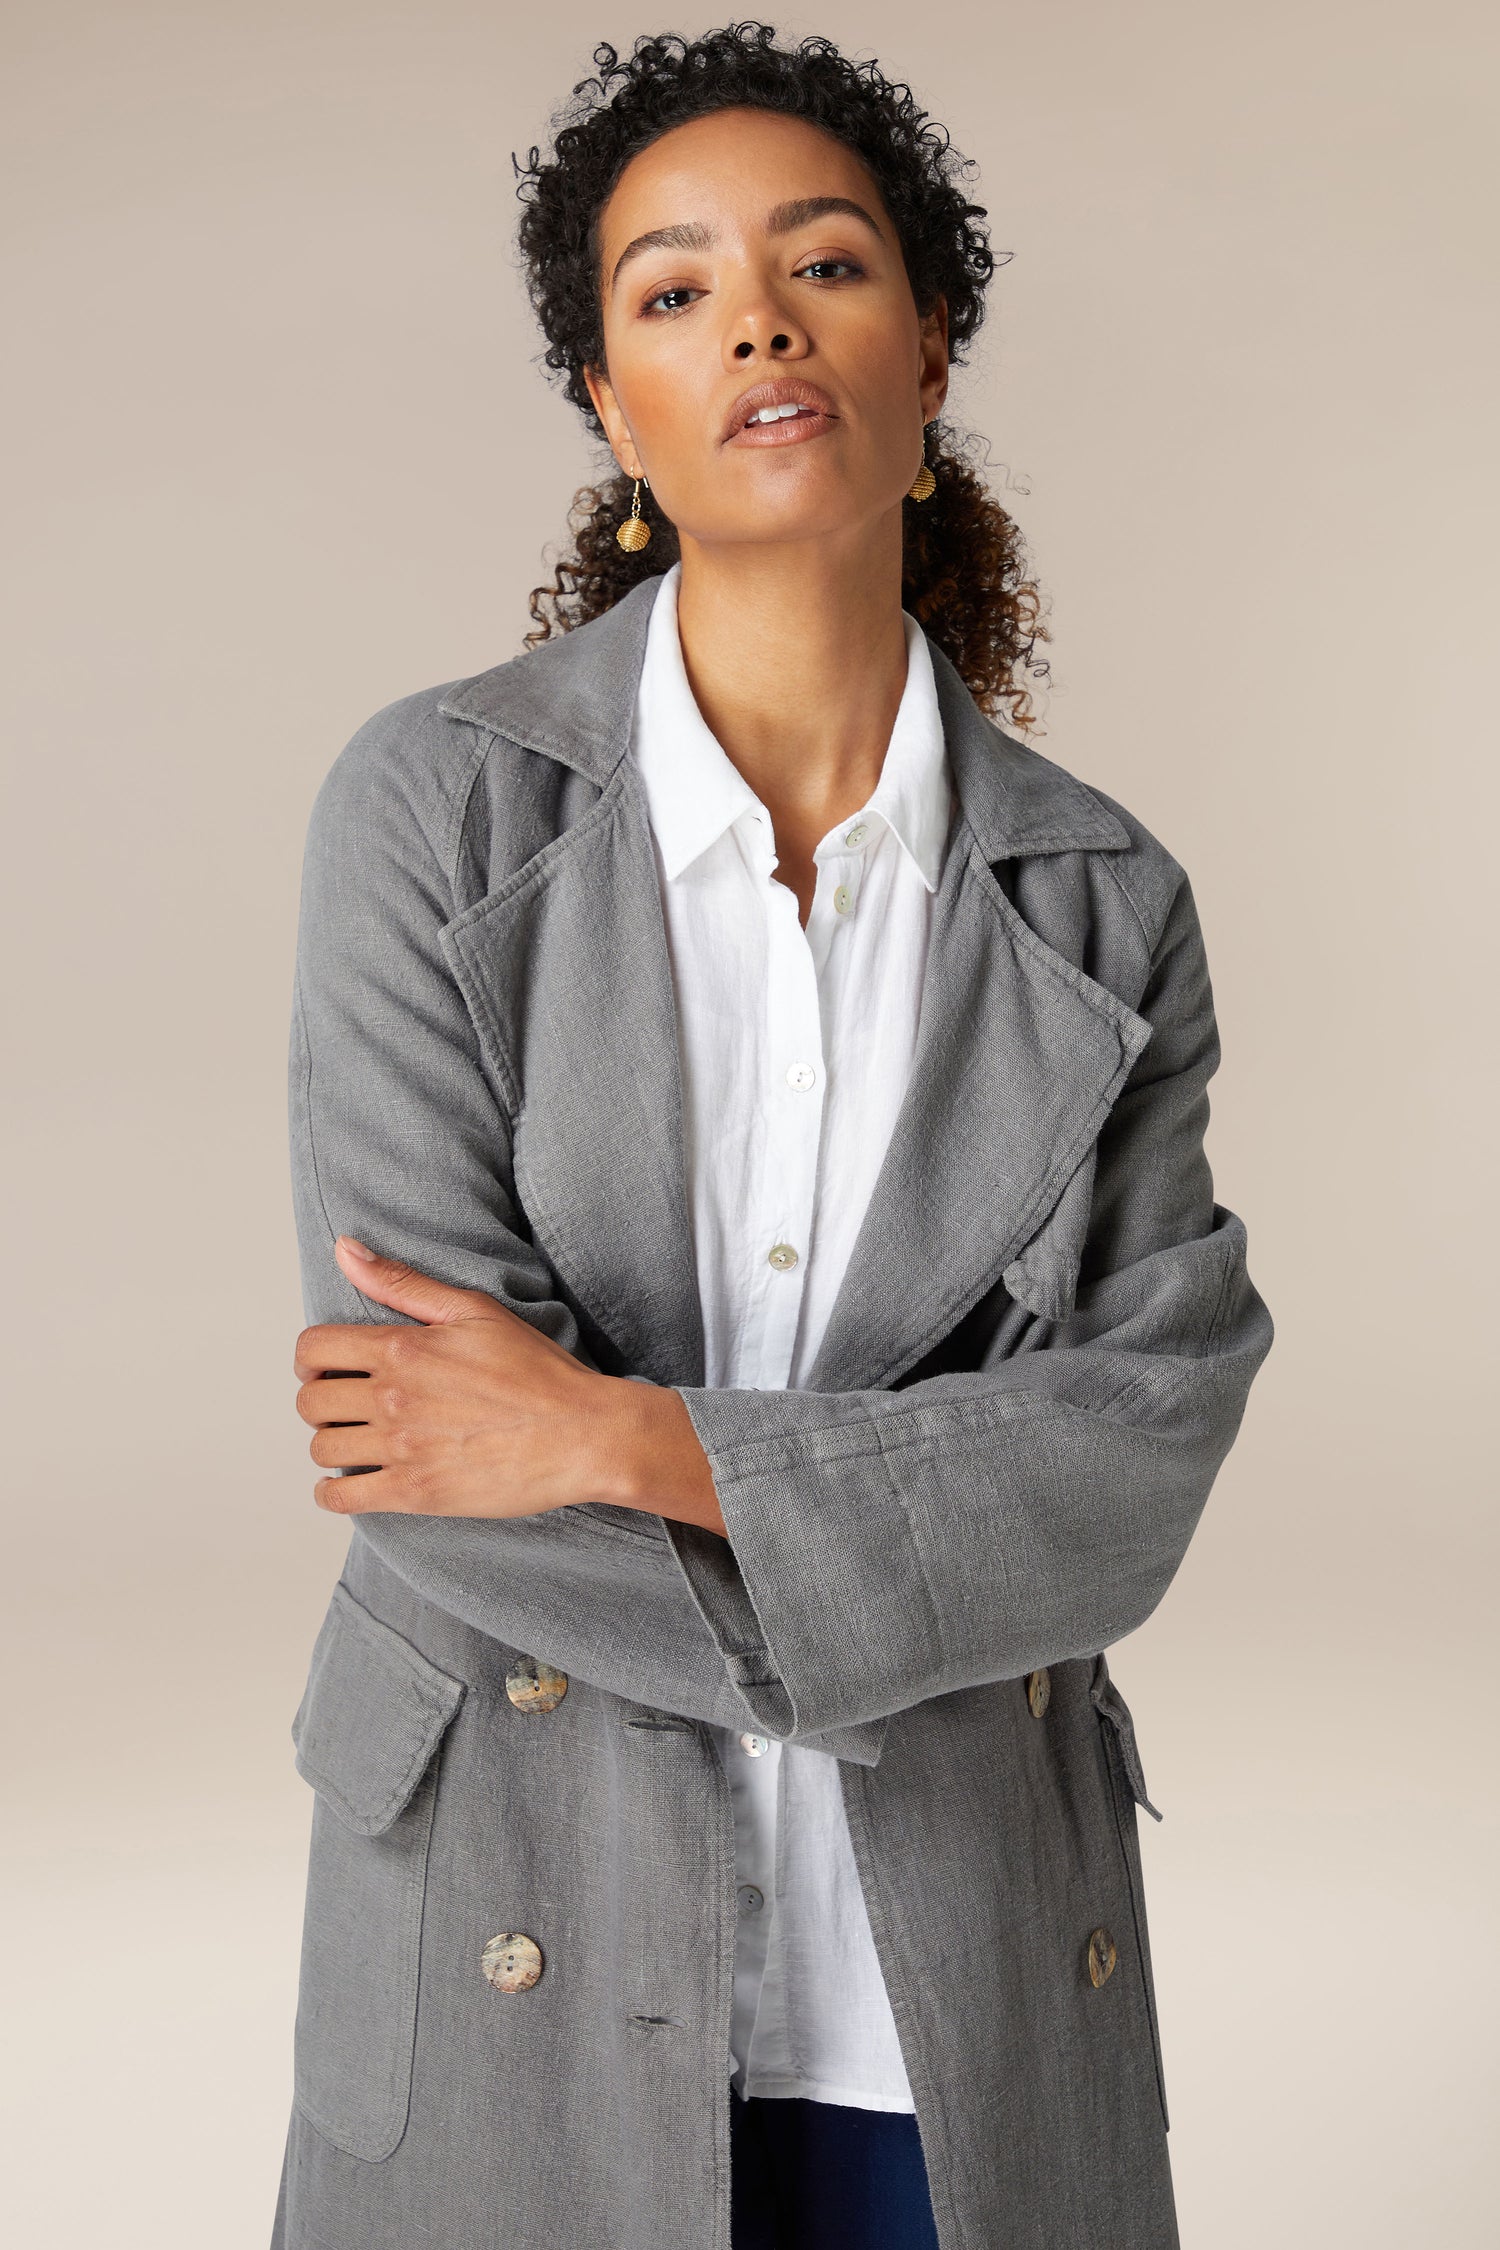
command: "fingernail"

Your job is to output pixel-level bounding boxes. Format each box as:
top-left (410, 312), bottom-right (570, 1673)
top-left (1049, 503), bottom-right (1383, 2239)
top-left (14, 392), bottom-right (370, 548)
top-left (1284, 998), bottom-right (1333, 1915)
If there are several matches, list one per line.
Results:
top-left (338, 1235), bottom-right (376, 1262)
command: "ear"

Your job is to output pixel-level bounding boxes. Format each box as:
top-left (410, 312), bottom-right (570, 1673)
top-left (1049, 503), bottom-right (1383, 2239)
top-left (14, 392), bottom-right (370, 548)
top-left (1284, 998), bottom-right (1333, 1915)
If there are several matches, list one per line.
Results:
top-left (918, 297), bottom-right (950, 425)
top-left (583, 364), bottom-right (644, 480)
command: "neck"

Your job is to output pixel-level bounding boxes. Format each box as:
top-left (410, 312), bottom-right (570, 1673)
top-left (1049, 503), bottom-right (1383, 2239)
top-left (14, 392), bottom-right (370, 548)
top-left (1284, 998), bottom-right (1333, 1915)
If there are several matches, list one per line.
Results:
top-left (672, 513), bottom-right (909, 841)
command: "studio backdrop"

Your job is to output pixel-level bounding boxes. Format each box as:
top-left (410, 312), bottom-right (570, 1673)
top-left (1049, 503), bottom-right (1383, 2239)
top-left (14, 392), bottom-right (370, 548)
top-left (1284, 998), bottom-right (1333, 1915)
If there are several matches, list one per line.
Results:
top-left (2, 3), bottom-right (1494, 2245)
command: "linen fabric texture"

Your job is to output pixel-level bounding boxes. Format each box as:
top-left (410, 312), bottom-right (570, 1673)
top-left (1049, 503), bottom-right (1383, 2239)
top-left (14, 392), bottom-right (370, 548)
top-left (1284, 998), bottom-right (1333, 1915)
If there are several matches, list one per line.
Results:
top-left (632, 561), bottom-right (953, 2110)
top-left (274, 572), bottom-right (1275, 2250)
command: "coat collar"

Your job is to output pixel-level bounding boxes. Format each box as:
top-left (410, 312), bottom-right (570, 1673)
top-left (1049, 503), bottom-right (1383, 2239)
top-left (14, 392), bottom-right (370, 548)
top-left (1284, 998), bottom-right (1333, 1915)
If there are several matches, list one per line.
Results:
top-left (436, 572), bottom-right (1147, 1397)
top-left (437, 572), bottom-right (1131, 865)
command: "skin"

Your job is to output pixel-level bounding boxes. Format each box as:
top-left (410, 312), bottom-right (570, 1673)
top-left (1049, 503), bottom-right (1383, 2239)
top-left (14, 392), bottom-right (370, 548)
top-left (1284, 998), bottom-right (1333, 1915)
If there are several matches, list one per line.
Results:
top-left (587, 106), bottom-right (948, 926)
top-left (295, 106), bottom-right (950, 1539)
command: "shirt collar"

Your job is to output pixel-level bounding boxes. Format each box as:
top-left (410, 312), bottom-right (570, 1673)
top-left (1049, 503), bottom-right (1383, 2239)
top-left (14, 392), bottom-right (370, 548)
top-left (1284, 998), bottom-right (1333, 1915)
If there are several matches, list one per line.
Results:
top-left (629, 562), bottom-right (951, 891)
top-left (629, 565), bottom-right (766, 882)
top-left (855, 612), bottom-right (951, 891)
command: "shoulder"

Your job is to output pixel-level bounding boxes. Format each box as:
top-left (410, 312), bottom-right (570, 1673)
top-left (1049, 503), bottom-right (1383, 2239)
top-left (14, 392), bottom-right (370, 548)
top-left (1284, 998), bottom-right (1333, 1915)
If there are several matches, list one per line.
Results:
top-left (304, 591), bottom-right (657, 904)
top-left (1064, 769), bottom-right (1193, 958)
top-left (979, 723), bottom-right (1204, 1004)
top-left (304, 679), bottom-right (488, 886)
top-left (926, 637), bottom-right (1193, 964)
top-left (303, 662), bottom-right (580, 910)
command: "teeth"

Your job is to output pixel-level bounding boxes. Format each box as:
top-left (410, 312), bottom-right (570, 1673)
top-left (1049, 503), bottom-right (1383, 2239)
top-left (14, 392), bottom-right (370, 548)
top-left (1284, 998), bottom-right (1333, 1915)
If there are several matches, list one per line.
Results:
top-left (752, 402), bottom-right (806, 423)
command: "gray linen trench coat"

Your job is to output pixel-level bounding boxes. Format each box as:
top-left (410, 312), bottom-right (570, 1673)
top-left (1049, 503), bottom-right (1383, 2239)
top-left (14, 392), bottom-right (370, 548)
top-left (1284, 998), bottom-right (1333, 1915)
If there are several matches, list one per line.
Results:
top-left (273, 572), bottom-right (1274, 2250)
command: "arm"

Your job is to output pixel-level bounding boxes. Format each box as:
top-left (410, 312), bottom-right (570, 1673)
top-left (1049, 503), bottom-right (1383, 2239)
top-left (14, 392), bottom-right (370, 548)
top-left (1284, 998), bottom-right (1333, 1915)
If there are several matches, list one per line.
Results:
top-left (287, 699), bottom-right (882, 1760)
top-left (651, 870), bottom-right (1276, 1740)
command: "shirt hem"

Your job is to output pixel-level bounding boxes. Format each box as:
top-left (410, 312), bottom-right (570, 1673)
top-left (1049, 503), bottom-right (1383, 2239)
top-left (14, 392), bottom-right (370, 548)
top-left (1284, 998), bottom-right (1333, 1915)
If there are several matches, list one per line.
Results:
top-left (736, 2073), bottom-right (918, 2115)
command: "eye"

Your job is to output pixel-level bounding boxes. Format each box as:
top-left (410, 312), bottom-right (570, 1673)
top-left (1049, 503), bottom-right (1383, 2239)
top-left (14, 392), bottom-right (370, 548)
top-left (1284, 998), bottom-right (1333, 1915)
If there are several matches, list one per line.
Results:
top-left (795, 257), bottom-right (864, 282)
top-left (641, 283), bottom-right (703, 317)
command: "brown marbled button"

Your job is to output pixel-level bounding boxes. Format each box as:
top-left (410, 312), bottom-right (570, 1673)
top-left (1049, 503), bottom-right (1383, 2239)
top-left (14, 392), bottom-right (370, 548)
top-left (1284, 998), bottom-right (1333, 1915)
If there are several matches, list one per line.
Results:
top-left (505, 1657), bottom-right (568, 1713)
top-left (481, 1933), bottom-right (543, 1993)
top-left (1086, 1926), bottom-right (1117, 1988)
top-left (1026, 1667), bottom-right (1051, 1718)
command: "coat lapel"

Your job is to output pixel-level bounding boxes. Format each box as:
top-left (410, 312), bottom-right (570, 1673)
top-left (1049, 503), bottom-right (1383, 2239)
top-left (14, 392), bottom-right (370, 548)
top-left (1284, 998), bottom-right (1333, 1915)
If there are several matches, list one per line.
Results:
top-left (437, 582), bottom-right (707, 1388)
top-left (804, 651), bottom-right (1153, 1393)
top-left (434, 582), bottom-right (1151, 1399)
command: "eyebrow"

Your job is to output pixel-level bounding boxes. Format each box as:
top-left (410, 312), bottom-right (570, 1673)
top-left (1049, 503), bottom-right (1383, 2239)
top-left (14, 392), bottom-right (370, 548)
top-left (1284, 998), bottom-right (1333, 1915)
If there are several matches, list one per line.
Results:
top-left (609, 196), bottom-right (888, 292)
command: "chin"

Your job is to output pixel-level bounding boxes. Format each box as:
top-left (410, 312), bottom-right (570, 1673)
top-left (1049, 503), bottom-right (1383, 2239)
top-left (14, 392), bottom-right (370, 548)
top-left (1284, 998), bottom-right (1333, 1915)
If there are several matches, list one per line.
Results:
top-left (693, 490), bottom-right (883, 550)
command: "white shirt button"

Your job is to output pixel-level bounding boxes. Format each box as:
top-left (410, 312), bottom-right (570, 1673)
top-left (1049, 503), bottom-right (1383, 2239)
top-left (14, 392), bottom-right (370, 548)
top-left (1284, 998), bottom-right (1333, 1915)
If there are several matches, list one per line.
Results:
top-left (785, 1061), bottom-right (817, 1092)
top-left (833, 884), bottom-right (854, 916)
top-left (767, 1242), bottom-right (799, 1271)
top-left (844, 822), bottom-right (868, 847)
top-left (738, 1732), bottom-right (771, 1758)
top-left (737, 1884), bottom-right (766, 1914)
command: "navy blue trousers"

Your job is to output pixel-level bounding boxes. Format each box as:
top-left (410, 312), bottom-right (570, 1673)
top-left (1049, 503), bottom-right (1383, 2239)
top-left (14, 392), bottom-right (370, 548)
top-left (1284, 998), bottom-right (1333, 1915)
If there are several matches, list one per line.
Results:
top-left (729, 2093), bottom-right (941, 2249)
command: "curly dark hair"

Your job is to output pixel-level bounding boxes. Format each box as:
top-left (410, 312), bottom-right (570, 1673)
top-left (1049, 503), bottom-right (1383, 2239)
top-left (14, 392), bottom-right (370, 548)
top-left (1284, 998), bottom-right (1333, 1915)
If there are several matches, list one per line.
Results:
top-left (513, 23), bottom-right (1049, 728)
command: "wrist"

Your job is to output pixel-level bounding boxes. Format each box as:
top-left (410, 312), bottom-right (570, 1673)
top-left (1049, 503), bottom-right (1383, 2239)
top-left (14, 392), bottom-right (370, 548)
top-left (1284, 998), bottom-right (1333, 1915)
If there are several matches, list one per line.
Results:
top-left (602, 1377), bottom-right (725, 1536)
top-left (589, 1375), bottom-right (657, 1509)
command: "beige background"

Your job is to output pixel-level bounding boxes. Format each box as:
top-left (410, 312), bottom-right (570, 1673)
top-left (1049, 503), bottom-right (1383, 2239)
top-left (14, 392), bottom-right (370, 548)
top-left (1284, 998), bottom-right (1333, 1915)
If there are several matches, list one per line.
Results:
top-left (3, 1), bottom-right (1495, 2240)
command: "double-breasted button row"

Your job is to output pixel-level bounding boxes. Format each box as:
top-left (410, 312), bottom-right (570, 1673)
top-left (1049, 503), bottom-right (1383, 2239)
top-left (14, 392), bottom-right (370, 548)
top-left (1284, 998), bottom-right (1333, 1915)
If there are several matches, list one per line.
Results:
top-left (489, 1658), bottom-right (564, 1995)
top-left (1018, 1672), bottom-right (1114, 1986)
top-left (505, 1656), bottom-right (569, 1713)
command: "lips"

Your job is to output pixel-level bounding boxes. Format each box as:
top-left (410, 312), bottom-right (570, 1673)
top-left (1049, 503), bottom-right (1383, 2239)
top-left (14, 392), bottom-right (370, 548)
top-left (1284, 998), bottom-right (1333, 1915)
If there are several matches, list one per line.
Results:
top-left (721, 377), bottom-right (839, 445)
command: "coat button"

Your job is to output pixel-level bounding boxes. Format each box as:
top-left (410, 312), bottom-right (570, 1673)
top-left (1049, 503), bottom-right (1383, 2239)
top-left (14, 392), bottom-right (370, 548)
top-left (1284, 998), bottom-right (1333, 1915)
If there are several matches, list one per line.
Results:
top-left (1086, 1926), bottom-right (1118, 1988)
top-left (482, 1933), bottom-right (543, 1993)
top-left (505, 1656), bottom-right (568, 1712)
top-left (1026, 1667), bottom-right (1051, 1717)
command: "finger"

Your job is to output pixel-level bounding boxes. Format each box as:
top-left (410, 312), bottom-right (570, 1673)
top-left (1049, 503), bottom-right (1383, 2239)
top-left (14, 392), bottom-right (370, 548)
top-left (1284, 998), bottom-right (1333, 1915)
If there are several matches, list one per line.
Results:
top-left (314, 1468), bottom-right (425, 1516)
top-left (295, 1374), bottom-right (374, 1429)
top-left (335, 1237), bottom-right (504, 1327)
top-left (309, 1422), bottom-right (389, 1470)
top-left (293, 1323), bottom-right (387, 1381)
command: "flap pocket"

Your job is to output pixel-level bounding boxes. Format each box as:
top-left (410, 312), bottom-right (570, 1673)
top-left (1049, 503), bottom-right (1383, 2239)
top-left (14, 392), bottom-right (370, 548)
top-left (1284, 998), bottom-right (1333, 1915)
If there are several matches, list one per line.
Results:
top-left (1089, 1650), bottom-right (1163, 1821)
top-left (293, 1582), bottom-right (466, 1835)
top-left (289, 1584), bottom-right (465, 2161)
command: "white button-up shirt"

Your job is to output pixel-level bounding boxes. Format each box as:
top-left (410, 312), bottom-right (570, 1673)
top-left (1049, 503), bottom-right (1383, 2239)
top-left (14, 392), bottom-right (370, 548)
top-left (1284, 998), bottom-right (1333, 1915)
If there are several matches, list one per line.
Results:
top-left (629, 563), bottom-right (954, 2112)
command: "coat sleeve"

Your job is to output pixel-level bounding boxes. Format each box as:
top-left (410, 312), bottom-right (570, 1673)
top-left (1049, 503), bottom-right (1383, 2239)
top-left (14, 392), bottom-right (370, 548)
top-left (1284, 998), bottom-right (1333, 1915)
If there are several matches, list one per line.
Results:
top-left (287, 704), bottom-right (886, 1761)
top-left (662, 869), bottom-right (1276, 1741)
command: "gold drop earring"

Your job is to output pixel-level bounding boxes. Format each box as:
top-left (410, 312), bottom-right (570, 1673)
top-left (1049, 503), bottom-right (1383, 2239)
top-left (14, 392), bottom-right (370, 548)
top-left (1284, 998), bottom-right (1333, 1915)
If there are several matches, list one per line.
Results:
top-left (907, 422), bottom-right (937, 503)
top-left (616, 476), bottom-right (652, 552)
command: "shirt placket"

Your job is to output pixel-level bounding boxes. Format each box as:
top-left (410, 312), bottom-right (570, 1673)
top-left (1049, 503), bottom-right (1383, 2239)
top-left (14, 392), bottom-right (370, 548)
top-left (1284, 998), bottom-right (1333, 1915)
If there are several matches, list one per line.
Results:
top-left (720, 1723), bottom-right (783, 2091)
top-left (719, 802), bottom-right (885, 2096)
top-left (743, 1736), bottom-right (796, 2088)
top-left (729, 817), bottom-right (826, 1390)
top-left (805, 808), bottom-right (875, 980)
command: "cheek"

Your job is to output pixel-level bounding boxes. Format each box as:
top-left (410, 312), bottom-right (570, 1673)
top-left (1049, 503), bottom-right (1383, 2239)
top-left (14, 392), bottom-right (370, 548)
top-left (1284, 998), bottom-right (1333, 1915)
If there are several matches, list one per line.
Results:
top-left (851, 316), bottom-right (926, 431)
top-left (603, 319), bottom-right (713, 440)
top-left (607, 352), bottom-right (731, 523)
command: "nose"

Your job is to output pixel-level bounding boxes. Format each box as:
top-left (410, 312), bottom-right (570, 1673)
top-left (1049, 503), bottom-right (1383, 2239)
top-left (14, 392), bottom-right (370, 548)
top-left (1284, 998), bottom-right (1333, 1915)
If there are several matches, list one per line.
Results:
top-left (724, 301), bottom-right (810, 368)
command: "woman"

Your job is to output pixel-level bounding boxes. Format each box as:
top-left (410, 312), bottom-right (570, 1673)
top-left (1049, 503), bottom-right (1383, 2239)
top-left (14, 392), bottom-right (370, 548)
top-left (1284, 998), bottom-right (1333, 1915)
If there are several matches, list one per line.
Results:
top-left (276, 26), bottom-right (1273, 2250)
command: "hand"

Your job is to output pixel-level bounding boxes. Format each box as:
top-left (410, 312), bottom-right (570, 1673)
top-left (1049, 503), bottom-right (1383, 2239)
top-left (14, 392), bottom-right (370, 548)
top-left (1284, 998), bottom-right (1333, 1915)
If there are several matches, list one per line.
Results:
top-left (292, 1237), bottom-right (726, 1535)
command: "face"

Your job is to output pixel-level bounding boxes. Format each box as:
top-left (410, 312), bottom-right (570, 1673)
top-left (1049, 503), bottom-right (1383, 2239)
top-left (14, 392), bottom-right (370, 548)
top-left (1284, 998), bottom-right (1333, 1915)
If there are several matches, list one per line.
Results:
top-left (584, 108), bottom-right (949, 557)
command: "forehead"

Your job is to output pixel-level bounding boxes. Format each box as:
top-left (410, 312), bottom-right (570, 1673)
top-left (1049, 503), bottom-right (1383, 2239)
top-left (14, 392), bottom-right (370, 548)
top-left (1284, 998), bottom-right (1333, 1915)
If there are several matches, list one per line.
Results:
top-left (597, 108), bottom-right (888, 257)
